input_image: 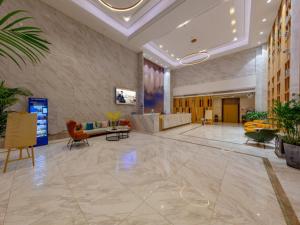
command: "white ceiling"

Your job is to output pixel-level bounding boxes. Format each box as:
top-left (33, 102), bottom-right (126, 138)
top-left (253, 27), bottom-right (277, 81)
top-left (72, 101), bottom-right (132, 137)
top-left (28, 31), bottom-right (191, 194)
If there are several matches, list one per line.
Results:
top-left (41, 0), bottom-right (281, 69)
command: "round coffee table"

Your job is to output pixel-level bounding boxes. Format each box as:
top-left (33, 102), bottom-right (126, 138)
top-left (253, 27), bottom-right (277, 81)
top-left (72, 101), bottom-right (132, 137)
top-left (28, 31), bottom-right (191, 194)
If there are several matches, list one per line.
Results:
top-left (106, 126), bottom-right (130, 141)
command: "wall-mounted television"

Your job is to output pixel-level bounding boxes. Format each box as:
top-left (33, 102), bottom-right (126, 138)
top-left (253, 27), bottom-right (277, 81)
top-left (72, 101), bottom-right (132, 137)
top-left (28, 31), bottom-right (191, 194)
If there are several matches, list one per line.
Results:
top-left (115, 88), bottom-right (136, 105)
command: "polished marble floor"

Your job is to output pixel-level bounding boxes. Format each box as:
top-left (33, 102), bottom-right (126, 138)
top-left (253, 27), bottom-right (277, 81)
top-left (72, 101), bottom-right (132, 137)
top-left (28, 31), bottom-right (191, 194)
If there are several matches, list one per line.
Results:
top-left (0, 125), bottom-right (299, 225)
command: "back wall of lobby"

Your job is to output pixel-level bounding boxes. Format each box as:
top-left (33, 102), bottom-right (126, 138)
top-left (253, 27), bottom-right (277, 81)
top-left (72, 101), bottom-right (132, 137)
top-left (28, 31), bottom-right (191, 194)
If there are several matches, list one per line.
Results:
top-left (0, 0), bottom-right (139, 134)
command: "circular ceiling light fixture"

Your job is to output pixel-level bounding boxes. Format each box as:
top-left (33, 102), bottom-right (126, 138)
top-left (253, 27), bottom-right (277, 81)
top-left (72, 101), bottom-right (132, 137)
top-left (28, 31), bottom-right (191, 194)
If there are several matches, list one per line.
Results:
top-left (97, 0), bottom-right (144, 12)
top-left (179, 50), bottom-right (210, 66)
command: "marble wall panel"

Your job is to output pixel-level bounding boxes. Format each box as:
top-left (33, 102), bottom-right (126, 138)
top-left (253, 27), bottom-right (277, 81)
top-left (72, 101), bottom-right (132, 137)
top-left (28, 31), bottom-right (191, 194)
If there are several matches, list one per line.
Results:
top-left (0, 0), bottom-right (139, 134)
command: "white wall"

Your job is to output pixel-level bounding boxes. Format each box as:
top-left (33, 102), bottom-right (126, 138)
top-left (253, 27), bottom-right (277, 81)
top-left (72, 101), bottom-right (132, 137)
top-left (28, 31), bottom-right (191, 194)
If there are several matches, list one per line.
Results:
top-left (164, 69), bottom-right (171, 114)
top-left (172, 46), bottom-right (268, 112)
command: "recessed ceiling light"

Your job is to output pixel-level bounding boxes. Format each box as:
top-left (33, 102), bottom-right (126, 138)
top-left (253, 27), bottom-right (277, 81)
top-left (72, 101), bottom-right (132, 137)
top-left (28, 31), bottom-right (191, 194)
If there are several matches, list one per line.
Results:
top-left (262, 18), bottom-right (267, 22)
top-left (230, 7), bottom-right (235, 15)
top-left (159, 45), bottom-right (163, 49)
top-left (176, 58), bottom-right (180, 61)
top-left (166, 50), bottom-right (169, 53)
top-left (233, 37), bottom-right (238, 41)
top-left (231, 20), bottom-right (236, 25)
top-left (258, 41), bottom-right (262, 45)
top-left (171, 54), bottom-right (175, 57)
top-left (260, 31), bottom-right (264, 35)
top-left (267, 0), bottom-right (272, 3)
top-left (232, 29), bottom-right (237, 33)
top-left (176, 20), bottom-right (191, 29)
top-left (123, 16), bottom-right (131, 22)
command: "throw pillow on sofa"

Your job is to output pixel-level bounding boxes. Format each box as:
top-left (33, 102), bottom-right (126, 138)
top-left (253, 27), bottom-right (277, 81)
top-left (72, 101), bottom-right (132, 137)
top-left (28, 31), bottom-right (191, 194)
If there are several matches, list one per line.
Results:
top-left (86, 123), bottom-right (94, 130)
top-left (101, 121), bottom-right (108, 128)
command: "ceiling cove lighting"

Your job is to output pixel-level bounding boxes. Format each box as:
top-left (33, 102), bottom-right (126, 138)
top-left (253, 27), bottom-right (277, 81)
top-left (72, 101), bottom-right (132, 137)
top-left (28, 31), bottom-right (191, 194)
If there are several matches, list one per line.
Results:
top-left (179, 50), bottom-right (210, 66)
top-left (231, 20), bottom-right (236, 25)
top-left (176, 20), bottom-right (191, 29)
top-left (229, 7), bottom-right (235, 15)
top-left (97, 0), bottom-right (144, 12)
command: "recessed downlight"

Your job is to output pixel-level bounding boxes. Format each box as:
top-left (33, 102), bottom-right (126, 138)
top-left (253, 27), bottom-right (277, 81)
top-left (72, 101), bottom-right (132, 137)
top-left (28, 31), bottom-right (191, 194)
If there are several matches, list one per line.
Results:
top-left (262, 18), bottom-right (267, 22)
top-left (267, 0), bottom-right (272, 3)
top-left (232, 29), bottom-right (237, 33)
top-left (159, 45), bottom-right (163, 49)
top-left (260, 31), bottom-right (264, 35)
top-left (171, 54), bottom-right (175, 57)
top-left (233, 37), bottom-right (238, 41)
top-left (123, 16), bottom-right (131, 22)
top-left (229, 7), bottom-right (235, 15)
top-left (176, 20), bottom-right (191, 29)
top-left (258, 41), bottom-right (262, 45)
top-left (231, 20), bottom-right (236, 25)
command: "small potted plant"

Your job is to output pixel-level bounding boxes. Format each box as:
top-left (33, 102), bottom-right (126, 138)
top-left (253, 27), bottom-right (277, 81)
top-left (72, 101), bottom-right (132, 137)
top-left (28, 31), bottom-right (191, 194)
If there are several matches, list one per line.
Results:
top-left (273, 97), bottom-right (300, 169)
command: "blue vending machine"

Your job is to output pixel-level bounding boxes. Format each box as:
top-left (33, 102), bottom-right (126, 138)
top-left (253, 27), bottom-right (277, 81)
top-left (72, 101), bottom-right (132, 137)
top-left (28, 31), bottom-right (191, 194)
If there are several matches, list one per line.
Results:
top-left (28, 98), bottom-right (48, 146)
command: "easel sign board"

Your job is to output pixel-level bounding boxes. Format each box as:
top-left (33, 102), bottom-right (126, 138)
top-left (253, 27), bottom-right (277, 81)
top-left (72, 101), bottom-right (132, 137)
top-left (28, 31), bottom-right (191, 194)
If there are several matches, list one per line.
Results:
top-left (4, 112), bottom-right (37, 149)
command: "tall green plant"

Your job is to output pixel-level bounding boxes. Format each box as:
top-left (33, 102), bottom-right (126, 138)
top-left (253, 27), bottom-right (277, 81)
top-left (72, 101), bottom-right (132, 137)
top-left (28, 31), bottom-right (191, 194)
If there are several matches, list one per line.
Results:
top-left (0, 0), bottom-right (50, 68)
top-left (273, 98), bottom-right (300, 146)
top-left (0, 81), bottom-right (32, 136)
top-left (244, 111), bottom-right (268, 121)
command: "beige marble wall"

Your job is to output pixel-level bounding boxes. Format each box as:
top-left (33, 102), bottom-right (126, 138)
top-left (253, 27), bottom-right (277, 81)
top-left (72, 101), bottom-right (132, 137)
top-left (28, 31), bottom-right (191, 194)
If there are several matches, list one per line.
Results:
top-left (172, 46), bottom-right (268, 111)
top-left (0, 0), bottom-right (139, 134)
top-left (291, 0), bottom-right (300, 97)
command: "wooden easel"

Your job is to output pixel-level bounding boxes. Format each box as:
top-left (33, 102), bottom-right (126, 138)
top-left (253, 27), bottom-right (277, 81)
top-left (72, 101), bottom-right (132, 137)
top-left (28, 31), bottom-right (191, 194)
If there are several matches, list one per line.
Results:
top-left (3, 112), bottom-right (37, 173)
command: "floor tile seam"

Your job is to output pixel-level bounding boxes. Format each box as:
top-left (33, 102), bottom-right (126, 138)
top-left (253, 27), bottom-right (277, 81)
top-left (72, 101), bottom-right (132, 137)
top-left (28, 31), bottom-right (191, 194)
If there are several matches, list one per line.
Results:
top-left (183, 133), bottom-right (247, 146)
top-left (2, 168), bottom-right (17, 225)
top-left (203, 158), bottom-right (231, 225)
top-left (262, 158), bottom-right (300, 225)
top-left (141, 201), bottom-right (176, 225)
top-left (178, 125), bottom-right (201, 135)
top-left (153, 134), bottom-right (265, 160)
top-left (55, 161), bottom-right (92, 225)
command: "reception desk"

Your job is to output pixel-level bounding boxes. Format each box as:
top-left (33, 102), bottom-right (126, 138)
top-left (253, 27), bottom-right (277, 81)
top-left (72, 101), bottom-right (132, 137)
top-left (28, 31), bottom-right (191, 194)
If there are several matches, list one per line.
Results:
top-left (160, 113), bottom-right (191, 130)
top-left (130, 113), bottom-right (191, 133)
top-left (130, 113), bottom-right (160, 134)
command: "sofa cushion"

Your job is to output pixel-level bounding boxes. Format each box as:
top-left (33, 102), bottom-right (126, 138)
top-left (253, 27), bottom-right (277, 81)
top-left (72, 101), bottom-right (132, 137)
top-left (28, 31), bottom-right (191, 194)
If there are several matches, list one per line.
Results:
top-left (101, 121), bottom-right (108, 128)
top-left (84, 128), bottom-right (107, 135)
top-left (86, 122), bottom-right (94, 130)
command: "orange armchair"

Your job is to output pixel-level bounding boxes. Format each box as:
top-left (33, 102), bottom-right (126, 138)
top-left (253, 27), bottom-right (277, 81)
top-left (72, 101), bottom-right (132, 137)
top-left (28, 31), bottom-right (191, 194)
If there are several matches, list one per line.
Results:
top-left (66, 120), bottom-right (89, 150)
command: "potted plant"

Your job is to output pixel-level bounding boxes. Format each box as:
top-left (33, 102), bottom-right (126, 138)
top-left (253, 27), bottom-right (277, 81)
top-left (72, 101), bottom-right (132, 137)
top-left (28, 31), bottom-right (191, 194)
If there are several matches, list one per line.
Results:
top-left (0, 81), bottom-right (32, 148)
top-left (106, 112), bottom-right (121, 130)
top-left (273, 97), bottom-right (300, 169)
top-left (244, 111), bottom-right (268, 122)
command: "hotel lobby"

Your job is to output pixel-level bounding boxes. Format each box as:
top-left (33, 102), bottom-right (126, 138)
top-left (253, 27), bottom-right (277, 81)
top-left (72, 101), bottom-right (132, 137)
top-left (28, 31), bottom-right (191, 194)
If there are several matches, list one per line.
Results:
top-left (0, 0), bottom-right (300, 225)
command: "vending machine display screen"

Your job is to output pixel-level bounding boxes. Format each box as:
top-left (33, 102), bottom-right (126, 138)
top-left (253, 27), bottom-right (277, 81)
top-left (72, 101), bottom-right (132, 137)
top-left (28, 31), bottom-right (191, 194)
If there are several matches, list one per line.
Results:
top-left (28, 98), bottom-right (48, 146)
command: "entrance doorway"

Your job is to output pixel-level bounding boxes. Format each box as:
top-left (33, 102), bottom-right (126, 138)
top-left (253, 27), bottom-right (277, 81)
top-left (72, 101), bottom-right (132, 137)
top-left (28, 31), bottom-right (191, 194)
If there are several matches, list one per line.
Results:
top-left (222, 98), bottom-right (240, 123)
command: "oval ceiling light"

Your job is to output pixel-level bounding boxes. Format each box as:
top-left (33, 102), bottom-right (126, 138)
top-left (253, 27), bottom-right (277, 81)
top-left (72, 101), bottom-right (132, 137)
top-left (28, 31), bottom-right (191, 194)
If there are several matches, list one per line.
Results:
top-left (179, 50), bottom-right (210, 66)
top-left (97, 0), bottom-right (144, 12)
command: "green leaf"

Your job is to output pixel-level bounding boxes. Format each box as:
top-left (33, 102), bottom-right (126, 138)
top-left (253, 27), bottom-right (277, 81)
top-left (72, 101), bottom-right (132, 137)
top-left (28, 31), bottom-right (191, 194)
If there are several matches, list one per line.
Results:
top-left (0, 0), bottom-right (4, 6)
top-left (0, 31), bottom-right (39, 63)
top-left (0, 41), bottom-right (27, 65)
top-left (0, 48), bottom-right (21, 69)
top-left (0, 10), bottom-right (26, 26)
top-left (10, 26), bottom-right (41, 33)
top-left (2, 16), bottom-right (32, 30)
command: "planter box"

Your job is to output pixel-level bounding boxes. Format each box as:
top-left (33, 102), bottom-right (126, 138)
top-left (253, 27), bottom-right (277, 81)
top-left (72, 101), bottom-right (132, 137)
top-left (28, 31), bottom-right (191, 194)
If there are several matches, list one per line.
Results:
top-left (275, 135), bottom-right (285, 158)
top-left (284, 143), bottom-right (300, 169)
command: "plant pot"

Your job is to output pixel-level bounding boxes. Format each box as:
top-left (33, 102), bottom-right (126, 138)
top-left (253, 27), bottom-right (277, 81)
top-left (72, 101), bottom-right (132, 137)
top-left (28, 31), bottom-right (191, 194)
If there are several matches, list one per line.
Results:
top-left (284, 143), bottom-right (300, 169)
top-left (275, 135), bottom-right (285, 158)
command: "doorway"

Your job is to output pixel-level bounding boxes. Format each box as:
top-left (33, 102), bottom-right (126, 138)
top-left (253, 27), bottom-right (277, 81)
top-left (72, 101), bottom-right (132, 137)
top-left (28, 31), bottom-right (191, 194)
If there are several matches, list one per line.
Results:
top-left (222, 98), bottom-right (240, 123)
